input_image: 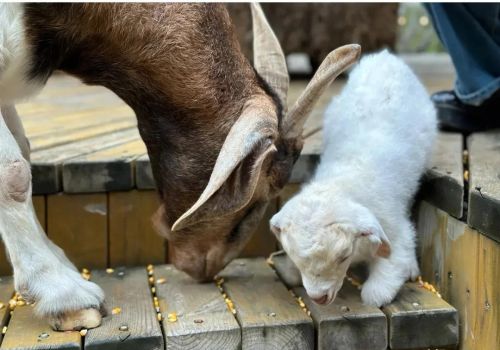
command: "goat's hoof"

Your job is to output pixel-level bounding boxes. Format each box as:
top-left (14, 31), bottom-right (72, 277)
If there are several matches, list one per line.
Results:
top-left (49, 308), bottom-right (102, 331)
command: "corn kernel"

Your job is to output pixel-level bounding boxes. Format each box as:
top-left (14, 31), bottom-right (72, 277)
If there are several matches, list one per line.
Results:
top-left (167, 312), bottom-right (177, 322)
top-left (80, 329), bottom-right (88, 336)
top-left (106, 268), bottom-right (114, 274)
top-left (147, 264), bottom-right (154, 271)
top-left (156, 278), bottom-right (166, 284)
top-left (112, 307), bottom-right (122, 315)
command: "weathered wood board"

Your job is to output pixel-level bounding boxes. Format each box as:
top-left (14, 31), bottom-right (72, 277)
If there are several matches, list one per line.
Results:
top-left (135, 154), bottom-right (155, 190)
top-left (62, 138), bottom-right (146, 193)
top-left (47, 194), bottom-right (107, 269)
top-left (0, 277), bottom-right (13, 344)
top-left (85, 267), bottom-right (163, 350)
top-left (416, 201), bottom-right (448, 292)
top-left (420, 132), bottom-right (464, 219)
top-left (383, 282), bottom-right (458, 349)
top-left (467, 131), bottom-right (500, 242)
top-left (289, 130), bottom-right (322, 184)
top-left (241, 200), bottom-right (279, 257)
top-left (154, 265), bottom-right (240, 350)
top-left (219, 258), bottom-right (314, 350)
top-left (32, 128), bottom-right (139, 194)
top-left (1, 305), bottom-right (81, 350)
top-left (295, 285), bottom-right (387, 350)
top-left (30, 119), bottom-right (136, 152)
top-left (272, 252), bottom-right (387, 349)
top-left (108, 191), bottom-right (166, 266)
top-left (442, 216), bottom-right (480, 350)
top-left (474, 234), bottom-right (500, 350)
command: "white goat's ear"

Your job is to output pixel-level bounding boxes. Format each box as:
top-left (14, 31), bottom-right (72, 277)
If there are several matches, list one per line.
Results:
top-left (359, 226), bottom-right (391, 258)
top-left (171, 98), bottom-right (278, 232)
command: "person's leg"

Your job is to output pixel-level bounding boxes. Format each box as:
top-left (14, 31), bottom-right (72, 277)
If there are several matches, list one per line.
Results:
top-left (425, 4), bottom-right (500, 132)
top-left (426, 3), bottom-right (500, 105)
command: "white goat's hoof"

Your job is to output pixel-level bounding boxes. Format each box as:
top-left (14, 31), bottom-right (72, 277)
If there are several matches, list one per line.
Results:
top-left (49, 308), bottom-right (102, 331)
top-left (17, 267), bottom-right (105, 331)
top-left (361, 279), bottom-right (399, 307)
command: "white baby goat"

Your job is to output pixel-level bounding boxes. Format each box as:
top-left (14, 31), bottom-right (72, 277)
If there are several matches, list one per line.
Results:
top-left (270, 50), bottom-right (437, 307)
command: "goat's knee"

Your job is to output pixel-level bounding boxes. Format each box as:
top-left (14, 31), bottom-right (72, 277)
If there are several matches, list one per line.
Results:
top-left (1, 158), bottom-right (31, 202)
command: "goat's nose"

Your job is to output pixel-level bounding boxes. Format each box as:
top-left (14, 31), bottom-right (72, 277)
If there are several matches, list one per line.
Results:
top-left (311, 295), bottom-right (328, 305)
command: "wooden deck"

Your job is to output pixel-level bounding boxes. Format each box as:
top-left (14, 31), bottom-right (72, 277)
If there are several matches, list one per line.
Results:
top-left (0, 258), bottom-right (458, 350)
top-left (0, 54), bottom-right (498, 349)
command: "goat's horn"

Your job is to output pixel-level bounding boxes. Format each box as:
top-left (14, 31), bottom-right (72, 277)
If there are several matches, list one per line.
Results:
top-left (283, 44), bottom-right (361, 139)
top-left (251, 3), bottom-right (289, 111)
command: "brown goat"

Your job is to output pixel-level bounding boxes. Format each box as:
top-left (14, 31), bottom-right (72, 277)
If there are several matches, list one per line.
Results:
top-left (0, 3), bottom-right (359, 330)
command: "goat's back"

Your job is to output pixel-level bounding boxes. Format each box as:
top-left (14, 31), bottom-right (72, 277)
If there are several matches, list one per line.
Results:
top-left (316, 50), bottom-right (437, 205)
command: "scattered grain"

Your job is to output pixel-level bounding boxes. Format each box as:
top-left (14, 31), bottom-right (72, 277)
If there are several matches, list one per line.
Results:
top-left (167, 312), bottom-right (177, 322)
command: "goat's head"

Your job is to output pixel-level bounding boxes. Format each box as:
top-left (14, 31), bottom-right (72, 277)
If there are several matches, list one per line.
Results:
top-left (152, 4), bottom-right (361, 281)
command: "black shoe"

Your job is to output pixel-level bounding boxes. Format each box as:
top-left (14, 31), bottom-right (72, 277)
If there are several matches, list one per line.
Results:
top-left (431, 89), bottom-right (500, 133)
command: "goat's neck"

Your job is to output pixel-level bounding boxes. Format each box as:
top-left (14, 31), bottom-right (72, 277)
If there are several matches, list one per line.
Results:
top-left (24, 3), bottom-right (266, 218)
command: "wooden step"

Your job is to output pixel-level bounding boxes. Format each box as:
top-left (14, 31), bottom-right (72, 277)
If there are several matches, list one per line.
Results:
top-left (270, 251), bottom-right (459, 350)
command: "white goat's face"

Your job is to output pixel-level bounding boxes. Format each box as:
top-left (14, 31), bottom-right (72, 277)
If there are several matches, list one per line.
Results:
top-left (271, 194), bottom-right (390, 305)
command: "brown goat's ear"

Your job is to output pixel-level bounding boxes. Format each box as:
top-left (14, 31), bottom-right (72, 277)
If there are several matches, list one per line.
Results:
top-left (171, 97), bottom-right (278, 232)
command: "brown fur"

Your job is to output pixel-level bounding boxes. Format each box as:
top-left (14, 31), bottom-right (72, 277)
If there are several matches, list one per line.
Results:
top-left (23, 3), bottom-right (297, 280)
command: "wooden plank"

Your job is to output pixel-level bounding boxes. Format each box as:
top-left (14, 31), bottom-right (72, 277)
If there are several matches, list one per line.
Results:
top-left (416, 201), bottom-right (448, 293)
top-left (467, 131), bottom-right (500, 242)
top-left (32, 128), bottom-right (139, 194)
top-left (0, 277), bottom-right (13, 344)
top-left (474, 234), bottom-right (500, 350)
top-left (108, 191), bottom-right (166, 267)
top-left (62, 138), bottom-right (146, 193)
top-left (84, 267), bottom-right (163, 350)
top-left (135, 154), bottom-right (155, 190)
top-left (47, 194), bottom-right (107, 269)
top-left (383, 283), bottom-right (459, 349)
top-left (154, 264), bottom-right (240, 350)
top-left (22, 105), bottom-right (132, 138)
top-left (241, 200), bottom-right (278, 257)
top-left (289, 129), bottom-right (322, 183)
top-left (1, 305), bottom-right (81, 350)
top-left (420, 132), bottom-right (464, 219)
top-left (443, 217), bottom-right (480, 350)
top-left (219, 258), bottom-right (314, 350)
top-left (294, 285), bottom-right (387, 350)
top-left (30, 119), bottom-right (137, 152)
top-left (271, 251), bottom-right (387, 349)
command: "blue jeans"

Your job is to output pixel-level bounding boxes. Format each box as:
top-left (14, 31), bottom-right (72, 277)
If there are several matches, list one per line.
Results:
top-left (425, 3), bottom-right (500, 106)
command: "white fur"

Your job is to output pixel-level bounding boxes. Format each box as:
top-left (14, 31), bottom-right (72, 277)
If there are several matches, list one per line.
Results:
top-left (271, 50), bottom-right (437, 306)
top-left (0, 3), bottom-right (44, 105)
top-left (0, 109), bottom-right (104, 325)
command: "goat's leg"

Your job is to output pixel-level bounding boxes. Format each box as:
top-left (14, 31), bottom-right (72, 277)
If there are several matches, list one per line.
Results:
top-left (0, 107), bottom-right (104, 330)
top-left (361, 219), bottom-right (420, 307)
top-left (1, 106), bottom-right (78, 271)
